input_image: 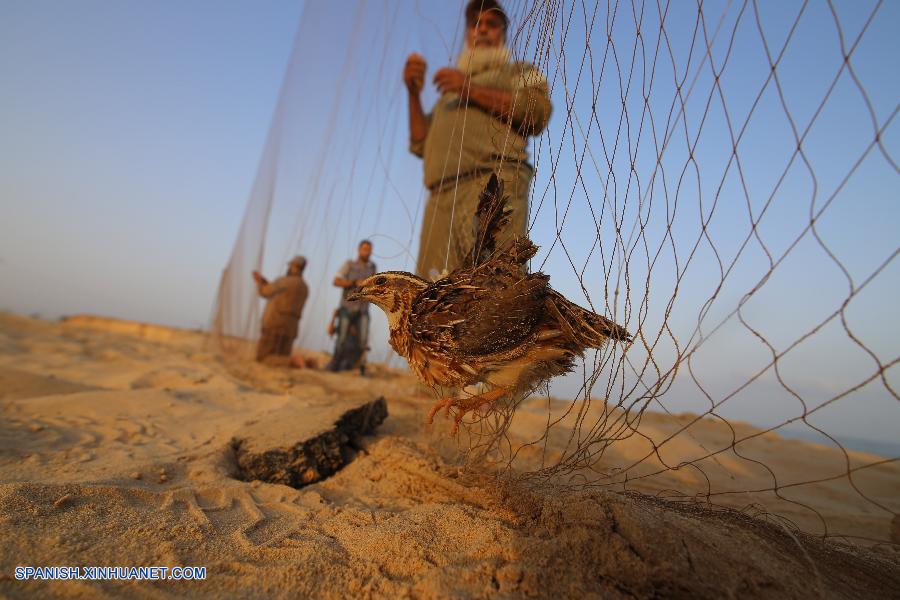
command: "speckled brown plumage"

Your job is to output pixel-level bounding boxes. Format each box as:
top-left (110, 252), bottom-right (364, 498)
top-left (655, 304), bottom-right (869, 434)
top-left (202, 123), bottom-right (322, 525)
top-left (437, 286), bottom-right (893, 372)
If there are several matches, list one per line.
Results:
top-left (349, 173), bottom-right (631, 432)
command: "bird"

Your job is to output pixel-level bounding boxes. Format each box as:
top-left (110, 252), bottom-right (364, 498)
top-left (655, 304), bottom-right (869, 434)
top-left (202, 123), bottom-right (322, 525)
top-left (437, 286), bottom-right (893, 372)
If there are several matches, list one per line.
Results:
top-left (347, 173), bottom-right (631, 434)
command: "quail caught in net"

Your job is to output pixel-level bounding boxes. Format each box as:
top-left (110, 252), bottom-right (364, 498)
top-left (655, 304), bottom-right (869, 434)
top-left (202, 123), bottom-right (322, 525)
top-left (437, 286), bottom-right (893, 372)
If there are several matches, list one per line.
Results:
top-left (348, 173), bottom-right (631, 433)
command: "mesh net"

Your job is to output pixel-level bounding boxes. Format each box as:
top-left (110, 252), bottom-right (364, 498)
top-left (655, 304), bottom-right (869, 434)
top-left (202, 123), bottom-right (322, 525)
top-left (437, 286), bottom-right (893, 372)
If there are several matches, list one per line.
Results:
top-left (211, 0), bottom-right (899, 545)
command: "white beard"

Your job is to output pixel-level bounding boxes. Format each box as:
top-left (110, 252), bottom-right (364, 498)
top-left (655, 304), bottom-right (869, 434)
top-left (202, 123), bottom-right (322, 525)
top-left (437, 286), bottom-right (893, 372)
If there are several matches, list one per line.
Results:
top-left (456, 44), bottom-right (511, 76)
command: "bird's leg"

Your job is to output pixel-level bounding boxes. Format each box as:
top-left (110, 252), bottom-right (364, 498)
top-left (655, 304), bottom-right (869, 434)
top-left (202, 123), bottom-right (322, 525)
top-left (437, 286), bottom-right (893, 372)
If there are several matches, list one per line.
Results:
top-left (426, 387), bottom-right (510, 435)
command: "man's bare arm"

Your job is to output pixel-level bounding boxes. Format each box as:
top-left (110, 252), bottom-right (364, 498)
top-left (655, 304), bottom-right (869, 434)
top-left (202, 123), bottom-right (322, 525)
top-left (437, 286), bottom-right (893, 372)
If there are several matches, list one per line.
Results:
top-left (257, 276), bottom-right (285, 298)
top-left (433, 67), bottom-right (547, 134)
top-left (433, 68), bottom-right (514, 121)
top-left (408, 93), bottom-right (429, 145)
top-left (333, 276), bottom-right (357, 289)
top-left (252, 271), bottom-right (272, 297)
top-left (466, 84), bottom-right (515, 122)
top-left (404, 54), bottom-right (429, 145)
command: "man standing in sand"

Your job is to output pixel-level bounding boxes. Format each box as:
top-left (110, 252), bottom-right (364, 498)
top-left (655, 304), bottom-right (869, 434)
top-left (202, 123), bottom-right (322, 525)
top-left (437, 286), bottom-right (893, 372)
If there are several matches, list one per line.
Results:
top-left (252, 255), bottom-right (309, 364)
top-left (328, 240), bottom-right (377, 372)
top-left (404, 0), bottom-right (552, 281)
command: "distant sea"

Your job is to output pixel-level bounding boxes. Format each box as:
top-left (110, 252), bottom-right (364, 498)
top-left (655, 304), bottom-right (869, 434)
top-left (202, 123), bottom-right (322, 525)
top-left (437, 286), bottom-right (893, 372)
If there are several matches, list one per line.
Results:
top-left (777, 428), bottom-right (900, 459)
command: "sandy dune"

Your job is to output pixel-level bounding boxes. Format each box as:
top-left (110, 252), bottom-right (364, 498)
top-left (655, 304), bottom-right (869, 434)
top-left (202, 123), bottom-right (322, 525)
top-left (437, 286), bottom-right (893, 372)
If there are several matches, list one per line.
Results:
top-left (0, 312), bottom-right (898, 598)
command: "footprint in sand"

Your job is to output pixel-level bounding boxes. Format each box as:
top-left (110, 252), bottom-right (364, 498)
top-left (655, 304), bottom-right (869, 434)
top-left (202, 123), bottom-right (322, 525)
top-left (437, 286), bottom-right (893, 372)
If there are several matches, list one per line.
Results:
top-left (161, 486), bottom-right (320, 551)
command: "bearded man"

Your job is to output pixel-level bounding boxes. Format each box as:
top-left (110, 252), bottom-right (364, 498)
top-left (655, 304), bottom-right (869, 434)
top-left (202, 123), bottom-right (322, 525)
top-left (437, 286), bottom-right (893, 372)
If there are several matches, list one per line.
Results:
top-left (404, 0), bottom-right (552, 281)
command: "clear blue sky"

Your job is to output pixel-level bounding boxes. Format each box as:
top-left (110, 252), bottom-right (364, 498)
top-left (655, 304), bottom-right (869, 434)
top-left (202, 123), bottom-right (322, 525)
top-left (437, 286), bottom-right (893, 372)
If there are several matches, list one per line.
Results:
top-left (1, 1), bottom-right (897, 444)
top-left (0, 0), bottom-right (303, 326)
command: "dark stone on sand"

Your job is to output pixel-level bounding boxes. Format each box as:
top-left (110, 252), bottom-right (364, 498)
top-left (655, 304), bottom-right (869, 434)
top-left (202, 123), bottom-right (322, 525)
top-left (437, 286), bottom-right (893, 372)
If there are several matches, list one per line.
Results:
top-left (231, 396), bottom-right (387, 488)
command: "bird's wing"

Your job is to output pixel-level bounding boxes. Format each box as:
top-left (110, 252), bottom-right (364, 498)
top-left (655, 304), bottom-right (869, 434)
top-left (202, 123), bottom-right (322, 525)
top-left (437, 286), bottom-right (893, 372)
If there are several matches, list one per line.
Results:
top-left (463, 173), bottom-right (510, 268)
top-left (410, 271), bottom-right (550, 358)
top-left (545, 289), bottom-right (632, 346)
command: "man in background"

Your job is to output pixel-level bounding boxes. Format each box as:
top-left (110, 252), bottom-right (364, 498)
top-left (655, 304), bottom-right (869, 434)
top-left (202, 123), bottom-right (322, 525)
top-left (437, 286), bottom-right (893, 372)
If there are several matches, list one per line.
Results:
top-left (404, 0), bottom-right (552, 280)
top-left (327, 240), bottom-right (376, 372)
top-left (252, 255), bottom-right (308, 365)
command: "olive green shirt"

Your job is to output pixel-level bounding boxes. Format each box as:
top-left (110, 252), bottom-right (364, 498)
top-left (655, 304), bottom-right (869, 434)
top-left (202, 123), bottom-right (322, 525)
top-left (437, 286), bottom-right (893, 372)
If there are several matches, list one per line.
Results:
top-left (259, 274), bottom-right (308, 336)
top-left (410, 61), bottom-right (551, 189)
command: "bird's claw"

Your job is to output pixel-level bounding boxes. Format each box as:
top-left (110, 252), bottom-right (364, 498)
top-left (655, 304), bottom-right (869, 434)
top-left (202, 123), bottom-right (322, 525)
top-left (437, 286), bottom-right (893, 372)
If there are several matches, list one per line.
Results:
top-left (424, 397), bottom-right (468, 436)
top-left (425, 387), bottom-right (509, 435)
top-left (426, 397), bottom-right (455, 426)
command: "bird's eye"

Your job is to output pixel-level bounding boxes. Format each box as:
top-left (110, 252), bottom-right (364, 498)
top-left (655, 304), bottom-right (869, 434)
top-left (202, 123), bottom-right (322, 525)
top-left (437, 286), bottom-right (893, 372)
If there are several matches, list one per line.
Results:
top-left (374, 276), bottom-right (387, 286)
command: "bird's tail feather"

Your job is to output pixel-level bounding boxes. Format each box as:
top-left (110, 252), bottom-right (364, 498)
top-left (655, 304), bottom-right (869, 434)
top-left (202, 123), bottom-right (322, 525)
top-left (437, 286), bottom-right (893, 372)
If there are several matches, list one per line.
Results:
top-left (467, 173), bottom-right (510, 267)
top-left (495, 236), bottom-right (538, 266)
top-left (546, 291), bottom-right (631, 347)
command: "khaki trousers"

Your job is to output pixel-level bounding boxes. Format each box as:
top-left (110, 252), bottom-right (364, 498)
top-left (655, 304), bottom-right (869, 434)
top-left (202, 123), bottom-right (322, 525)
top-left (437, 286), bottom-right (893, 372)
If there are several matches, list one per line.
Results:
top-left (256, 327), bottom-right (295, 363)
top-left (415, 167), bottom-right (531, 281)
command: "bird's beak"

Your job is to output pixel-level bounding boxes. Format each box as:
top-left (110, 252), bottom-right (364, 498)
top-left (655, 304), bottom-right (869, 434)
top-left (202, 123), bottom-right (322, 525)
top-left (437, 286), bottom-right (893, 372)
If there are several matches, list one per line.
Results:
top-left (346, 287), bottom-right (364, 302)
